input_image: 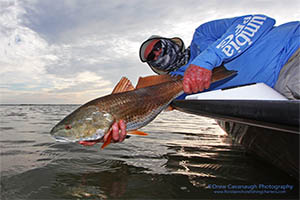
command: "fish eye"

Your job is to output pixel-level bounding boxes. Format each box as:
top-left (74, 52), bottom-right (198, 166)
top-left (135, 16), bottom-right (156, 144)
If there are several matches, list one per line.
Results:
top-left (65, 125), bottom-right (72, 130)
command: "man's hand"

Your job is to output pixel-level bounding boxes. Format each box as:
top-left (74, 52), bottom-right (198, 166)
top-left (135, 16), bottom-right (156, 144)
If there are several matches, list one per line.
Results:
top-left (105, 120), bottom-right (127, 143)
top-left (183, 64), bottom-right (212, 94)
top-left (79, 120), bottom-right (127, 146)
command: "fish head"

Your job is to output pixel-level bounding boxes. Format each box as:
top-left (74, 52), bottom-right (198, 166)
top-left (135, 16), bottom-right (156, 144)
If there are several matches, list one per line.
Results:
top-left (50, 105), bottom-right (114, 142)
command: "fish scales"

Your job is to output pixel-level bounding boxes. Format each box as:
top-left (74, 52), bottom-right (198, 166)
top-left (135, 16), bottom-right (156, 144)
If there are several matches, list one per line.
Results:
top-left (88, 79), bottom-right (183, 130)
top-left (63, 78), bottom-right (181, 136)
top-left (50, 67), bottom-right (237, 143)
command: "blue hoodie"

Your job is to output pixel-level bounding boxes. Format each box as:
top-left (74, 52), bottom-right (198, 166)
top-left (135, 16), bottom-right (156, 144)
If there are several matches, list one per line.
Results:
top-left (171, 14), bottom-right (300, 90)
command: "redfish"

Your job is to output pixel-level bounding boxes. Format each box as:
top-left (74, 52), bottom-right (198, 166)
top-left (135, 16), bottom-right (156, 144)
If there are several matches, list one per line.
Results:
top-left (50, 66), bottom-right (236, 148)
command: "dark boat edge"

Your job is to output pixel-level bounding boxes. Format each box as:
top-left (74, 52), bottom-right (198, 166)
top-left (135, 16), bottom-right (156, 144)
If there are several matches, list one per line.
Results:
top-left (172, 99), bottom-right (300, 180)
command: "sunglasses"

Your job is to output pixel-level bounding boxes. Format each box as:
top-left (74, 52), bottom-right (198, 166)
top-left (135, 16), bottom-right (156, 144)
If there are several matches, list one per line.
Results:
top-left (146, 41), bottom-right (162, 61)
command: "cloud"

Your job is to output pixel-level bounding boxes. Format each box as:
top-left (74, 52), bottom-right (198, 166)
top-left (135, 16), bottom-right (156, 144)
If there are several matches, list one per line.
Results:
top-left (1, 70), bottom-right (113, 104)
top-left (0, 0), bottom-right (299, 104)
top-left (0, 0), bottom-right (146, 104)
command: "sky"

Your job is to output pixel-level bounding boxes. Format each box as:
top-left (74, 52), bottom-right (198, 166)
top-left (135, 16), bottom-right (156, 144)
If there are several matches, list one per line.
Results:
top-left (0, 0), bottom-right (299, 104)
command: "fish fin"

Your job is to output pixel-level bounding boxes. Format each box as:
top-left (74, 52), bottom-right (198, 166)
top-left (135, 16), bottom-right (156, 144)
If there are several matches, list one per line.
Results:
top-left (111, 77), bottom-right (135, 94)
top-left (79, 140), bottom-right (100, 146)
top-left (134, 66), bottom-right (236, 89)
top-left (211, 66), bottom-right (237, 83)
top-left (101, 132), bottom-right (112, 149)
top-left (128, 130), bottom-right (148, 136)
top-left (136, 74), bottom-right (181, 89)
top-left (164, 105), bottom-right (175, 111)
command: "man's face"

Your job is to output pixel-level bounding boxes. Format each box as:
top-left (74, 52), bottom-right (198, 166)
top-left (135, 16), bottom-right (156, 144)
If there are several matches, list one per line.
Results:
top-left (146, 40), bottom-right (163, 61)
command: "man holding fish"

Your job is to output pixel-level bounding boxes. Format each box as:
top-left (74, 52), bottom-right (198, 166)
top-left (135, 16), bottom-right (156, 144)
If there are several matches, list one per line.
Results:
top-left (52, 14), bottom-right (299, 147)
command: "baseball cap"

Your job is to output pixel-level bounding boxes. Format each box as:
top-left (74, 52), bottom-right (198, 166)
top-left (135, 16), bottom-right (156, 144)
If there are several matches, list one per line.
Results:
top-left (139, 35), bottom-right (185, 62)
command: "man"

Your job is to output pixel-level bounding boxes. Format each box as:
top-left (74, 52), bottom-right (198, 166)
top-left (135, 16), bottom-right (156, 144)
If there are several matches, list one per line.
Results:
top-left (140, 14), bottom-right (299, 97)
top-left (81, 14), bottom-right (299, 146)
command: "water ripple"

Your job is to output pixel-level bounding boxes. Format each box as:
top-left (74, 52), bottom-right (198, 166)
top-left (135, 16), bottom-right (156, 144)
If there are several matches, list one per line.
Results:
top-left (0, 105), bottom-right (298, 200)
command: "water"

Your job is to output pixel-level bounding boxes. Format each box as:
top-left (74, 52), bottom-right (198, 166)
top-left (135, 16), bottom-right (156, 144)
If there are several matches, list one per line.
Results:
top-left (0, 105), bottom-right (298, 199)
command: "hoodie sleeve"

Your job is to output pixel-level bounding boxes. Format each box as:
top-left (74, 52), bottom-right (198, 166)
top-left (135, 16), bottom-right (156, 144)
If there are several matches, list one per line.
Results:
top-left (190, 14), bottom-right (276, 71)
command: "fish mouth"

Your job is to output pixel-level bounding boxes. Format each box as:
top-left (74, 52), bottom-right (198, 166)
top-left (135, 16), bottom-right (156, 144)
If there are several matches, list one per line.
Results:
top-left (53, 136), bottom-right (74, 143)
top-left (50, 127), bottom-right (106, 143)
